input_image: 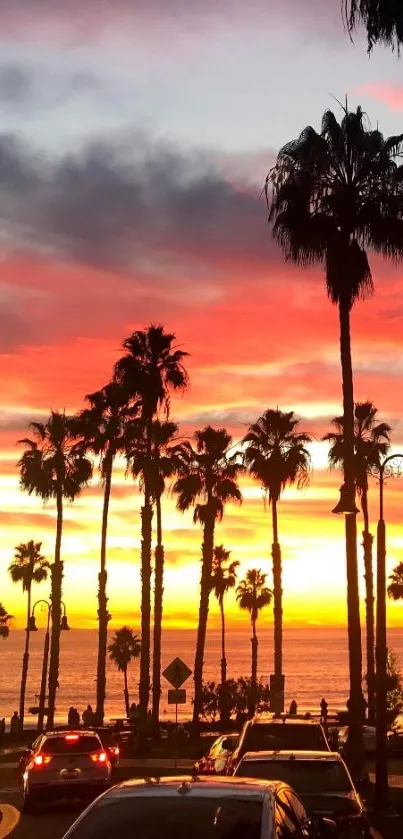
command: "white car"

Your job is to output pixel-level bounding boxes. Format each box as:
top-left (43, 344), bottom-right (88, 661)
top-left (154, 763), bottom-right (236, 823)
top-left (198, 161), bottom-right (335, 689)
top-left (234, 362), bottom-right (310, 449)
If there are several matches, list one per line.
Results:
top-left (22, 729), bottom-right (111, 812)
top-left (62, 775), bottom-right (336, 838)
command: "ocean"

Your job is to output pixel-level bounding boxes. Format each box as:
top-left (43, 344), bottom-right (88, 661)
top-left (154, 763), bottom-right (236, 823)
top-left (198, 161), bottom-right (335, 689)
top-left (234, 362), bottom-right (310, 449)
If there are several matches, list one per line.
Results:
top-left (1, 626), bottom-right (403, 726)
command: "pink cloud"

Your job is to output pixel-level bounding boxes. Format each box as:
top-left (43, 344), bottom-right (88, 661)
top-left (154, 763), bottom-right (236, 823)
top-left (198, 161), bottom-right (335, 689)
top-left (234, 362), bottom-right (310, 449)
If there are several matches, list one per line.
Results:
top-left (356, 83), bottom-right (403, 111)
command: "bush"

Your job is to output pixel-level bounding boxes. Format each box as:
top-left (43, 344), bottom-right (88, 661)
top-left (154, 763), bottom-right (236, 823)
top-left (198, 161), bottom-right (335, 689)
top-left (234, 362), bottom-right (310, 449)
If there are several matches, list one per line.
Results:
top-left (200, 677), bottom-right (271, 722)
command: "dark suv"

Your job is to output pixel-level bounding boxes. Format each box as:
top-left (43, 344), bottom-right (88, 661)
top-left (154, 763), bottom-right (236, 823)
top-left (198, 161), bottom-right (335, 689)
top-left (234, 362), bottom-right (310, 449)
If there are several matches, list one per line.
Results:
top-left (226, 715), bottom-right (330, 774)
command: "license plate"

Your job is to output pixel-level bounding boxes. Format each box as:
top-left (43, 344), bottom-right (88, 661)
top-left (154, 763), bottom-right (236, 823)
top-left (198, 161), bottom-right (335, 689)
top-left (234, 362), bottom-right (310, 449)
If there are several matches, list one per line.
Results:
top-left (61, 770), bottom-right (79, 779)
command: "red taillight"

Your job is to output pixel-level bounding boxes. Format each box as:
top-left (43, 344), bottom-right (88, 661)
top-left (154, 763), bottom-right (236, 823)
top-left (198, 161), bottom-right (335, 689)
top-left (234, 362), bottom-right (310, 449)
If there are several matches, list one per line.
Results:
top-left (90, 751), bottom-right (107, 763)
top-left (112, 746), bottom-right (119, 757)
top-left (33, 754), bottom-right (52, 767)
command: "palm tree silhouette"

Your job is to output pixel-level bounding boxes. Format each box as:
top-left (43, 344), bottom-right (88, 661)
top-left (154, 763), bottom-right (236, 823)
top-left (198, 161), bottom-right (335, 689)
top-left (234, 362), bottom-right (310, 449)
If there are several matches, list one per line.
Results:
top-left (108, 626), bottom-right (141, 717)
top-left (8, 541), bottom-right (50, 731)
top-left (210, 545), bottom-right (239, 698)
top-left (0, 603), bottom-right (13, 639)
top-left (236, 569), bottom-right (272, 717)
top-left (115, 325), bottom-right (188, 740)
top-left (125, 418), bottom-right (180, 732)
top-left (173, 426), bottom-right (242, 731)
top-left (18, 411), bottom-right (92, 729)
top-left (267, 104), bottom-right (403, 739)
top-left (324, 402), bottom-right (391, 722)
top-left (345, 1), bottom-right (403, 52)
top-left (76, 381), bottom-right (134, 725)
top-left (243, 409), bottom-right (311, 707)
top-left (388, 563), bottom-right (403, 604)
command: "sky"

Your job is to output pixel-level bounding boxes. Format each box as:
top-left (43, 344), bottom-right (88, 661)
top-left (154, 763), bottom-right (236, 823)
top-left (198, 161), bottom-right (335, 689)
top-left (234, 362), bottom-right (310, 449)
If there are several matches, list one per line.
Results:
top-left (1, 0), bottom-right (403, 632)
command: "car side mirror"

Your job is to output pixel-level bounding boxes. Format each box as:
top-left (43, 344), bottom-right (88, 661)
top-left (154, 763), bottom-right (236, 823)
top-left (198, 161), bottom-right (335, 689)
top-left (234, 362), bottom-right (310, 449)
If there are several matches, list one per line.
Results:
top-left (315, 816), bottom-right (339, 837)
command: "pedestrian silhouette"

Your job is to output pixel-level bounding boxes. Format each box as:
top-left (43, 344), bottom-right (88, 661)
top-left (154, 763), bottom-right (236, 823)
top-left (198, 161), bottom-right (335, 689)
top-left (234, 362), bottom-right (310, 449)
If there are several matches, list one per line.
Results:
top-left (10, 711), bottom-right (19, 735)
top-left (82, 705), bottom-right (94, 727)
top-left (289, 699), bottom-right (297, 716)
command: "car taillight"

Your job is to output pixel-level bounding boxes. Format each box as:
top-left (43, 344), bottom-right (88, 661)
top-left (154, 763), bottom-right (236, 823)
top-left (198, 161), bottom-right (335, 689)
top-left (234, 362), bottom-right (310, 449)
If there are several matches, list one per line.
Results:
top-left (113, 746), bottom-right (119, 757)
top-left (33, 754), bottom-right (52, 767)
top-left (90, 751), bottom-right (107, 763)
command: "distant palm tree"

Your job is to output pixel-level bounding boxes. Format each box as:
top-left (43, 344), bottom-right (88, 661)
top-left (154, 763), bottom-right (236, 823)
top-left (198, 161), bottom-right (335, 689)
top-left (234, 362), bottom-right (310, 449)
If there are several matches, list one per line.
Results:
top-left (388, 564), bottom-right (403, 604)
top-left (76, 381), bottom-right (134, 724)
top-left (8, 541), bottom-right (50, 731)
top-left (114, 325), bottom-right (188, 740)
top-left (236, 569), bottom-right (272, 716)
top-left (324, 402), bottom-right (391, 722)
top-left (344, 1), bottom-right (403, 52)
top-left (243, 409), bottom-right (311, 708)
top-left (173, 426), bottom-right (242, 730)
top-left (267, 104), bottom-right (403, 738)
top-left (210, 545), bottom-right (239, 686)
top-left (18, 412), bottom-right (92, 729)
top-left (0, 603), bottom-right (13, 639)
top-left (108, 626), bottom-right (141, 717)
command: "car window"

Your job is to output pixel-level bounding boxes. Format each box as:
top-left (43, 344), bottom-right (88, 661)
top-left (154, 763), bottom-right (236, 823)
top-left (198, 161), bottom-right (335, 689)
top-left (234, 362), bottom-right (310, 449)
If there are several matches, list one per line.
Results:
top-left (42, 735), bottom-right (101, 754)
top-left (236, 759), bottom-right (351, 793)
top-left (275, 788), bottom-right (303, 838)
top-left (243, 723), bottom-right (327, 752)
top-left (282, 790), bottom-right (307, 825)
top-left (66, 795), bottom-right (264, 839)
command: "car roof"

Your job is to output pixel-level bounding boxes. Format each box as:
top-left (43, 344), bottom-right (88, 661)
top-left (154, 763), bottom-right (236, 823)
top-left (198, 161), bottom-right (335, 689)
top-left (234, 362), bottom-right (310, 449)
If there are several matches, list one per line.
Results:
top-left (249, 716), bottom-right (322, 727)
top-left (43, 729), bottom-right (100, 739)
top-left (100, 776), bottom-right (283, 801)
top-left (240, 751), bottom-right (342, 762)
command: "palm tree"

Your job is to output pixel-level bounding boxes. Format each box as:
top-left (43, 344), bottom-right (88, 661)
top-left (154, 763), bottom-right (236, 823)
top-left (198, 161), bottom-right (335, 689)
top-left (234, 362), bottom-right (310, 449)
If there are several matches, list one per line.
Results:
top-left (125, 418), bottom-right (180, 732)
top-left (75, 381), bottom-right (134, 725)
top-left (114, 325), bottom-right (188, 740)
top-left (210, 545), bottom-right (239, 692)
top-left (8, 541), bottom-right (50, 731)
top-left (236, 569), bottom-right (272, 717)
top-left (0, 603), bottom-right (13, 639)
top-left (243, 409), bottom-right (311, 709)
top-left (267, 104), bottom-right (403, 736)
top-left (388, 564), bottom-right (403, 603)
top-left (324, 402), bottom-right (391, 722)
top-left (344, 1), bottom-right (403, 52)
top-left (173, 426), bottom-right (242, 731)
top-left (108, 626), bottom-right (141, 717)
top-left (18, 412), bottom-right (92, 729)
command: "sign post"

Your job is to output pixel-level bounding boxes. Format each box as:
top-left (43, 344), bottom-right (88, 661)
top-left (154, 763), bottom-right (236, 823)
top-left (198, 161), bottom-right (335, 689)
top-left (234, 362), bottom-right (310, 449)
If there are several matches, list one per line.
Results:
top-left (163, 658), bottom-right (192, 769)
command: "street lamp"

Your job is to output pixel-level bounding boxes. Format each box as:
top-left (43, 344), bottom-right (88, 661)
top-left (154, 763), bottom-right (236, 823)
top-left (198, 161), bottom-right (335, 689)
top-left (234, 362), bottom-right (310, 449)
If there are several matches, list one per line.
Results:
top-left (32, 599), bottom-right (70, 732)
top-left (332, 483), bottom-right (360, 515)
top-left (373, 454), bottom-right (403, 809)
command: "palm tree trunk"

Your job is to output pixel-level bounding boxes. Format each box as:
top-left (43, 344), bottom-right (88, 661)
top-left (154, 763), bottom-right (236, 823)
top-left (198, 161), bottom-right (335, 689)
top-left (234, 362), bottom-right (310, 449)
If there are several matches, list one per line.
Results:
top-left (123, 667), bottom-right (130, 718)
top-left (19, 585), bottom-right (31, 732)
top-left (47, 483), bottom-right (63, 730)
top-left (362, 488), bottom-right (375, 724)
top-left (138, 409), bottom-right (153, 748)
top-left (250, 617), bottom-right (258, 717)
top-left (96, 449), bottom-right (113, 725)
top-left (192, 513), bottom-right (215, 733)
top-left (152, 493), bottom-right (164, 734)
top-left (339, 298), bottom-right (365, 775)
top-left (220, 597), bottom-right (227, 685)
top-left (271, 500), bottom-right (283, 680)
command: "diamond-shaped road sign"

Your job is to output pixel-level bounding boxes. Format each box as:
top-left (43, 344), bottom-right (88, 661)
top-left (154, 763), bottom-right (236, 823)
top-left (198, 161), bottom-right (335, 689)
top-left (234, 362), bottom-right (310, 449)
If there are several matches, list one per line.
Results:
top-left (162, 657), bottom-right (192, 689)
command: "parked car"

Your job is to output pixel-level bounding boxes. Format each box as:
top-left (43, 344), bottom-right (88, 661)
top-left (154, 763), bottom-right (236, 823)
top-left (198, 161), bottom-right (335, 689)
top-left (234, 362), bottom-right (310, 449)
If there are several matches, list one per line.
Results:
top-left (62, 775), bottom-right (337, 839)
top-left (21, 729), bottom-right (111, 812)
top-left (234, 750), bottom-right (369, 837)
top-left (226, 715), bottom-right (330, 774)
top-left (338, 726), bottom-right (376, 755)
top-left (193, 734), bottom-right (239, 775)
top-left (387, 714), bottom-right (403, 755)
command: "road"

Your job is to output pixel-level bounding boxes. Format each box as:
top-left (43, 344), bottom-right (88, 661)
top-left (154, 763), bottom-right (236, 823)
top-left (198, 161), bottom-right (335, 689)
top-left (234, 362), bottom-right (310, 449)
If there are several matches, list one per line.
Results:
top-left (0, 787), bottom-right (84, 838)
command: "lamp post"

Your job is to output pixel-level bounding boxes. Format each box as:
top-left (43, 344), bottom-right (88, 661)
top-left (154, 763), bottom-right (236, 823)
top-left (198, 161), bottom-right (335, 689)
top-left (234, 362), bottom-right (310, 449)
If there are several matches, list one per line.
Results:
top-left (31, 599), bottom-right (70, 732)
top-left (373, 454), bottom-right (403, 809)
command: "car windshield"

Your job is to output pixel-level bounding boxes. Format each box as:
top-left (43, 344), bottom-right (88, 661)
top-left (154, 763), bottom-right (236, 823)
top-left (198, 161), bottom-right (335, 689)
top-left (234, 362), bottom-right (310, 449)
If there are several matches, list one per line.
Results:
top-left (236, 760), bottom-right (351, 794)
top-left (243, 724), bottom-right (327, 752)
top-left (67, 795), bottom-right (263, 839)
top-left (42, 735), bottom-right (100, 754)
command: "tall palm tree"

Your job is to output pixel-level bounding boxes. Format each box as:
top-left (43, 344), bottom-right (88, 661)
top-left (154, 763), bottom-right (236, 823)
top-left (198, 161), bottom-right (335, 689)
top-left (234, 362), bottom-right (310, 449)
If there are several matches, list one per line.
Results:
top-left (236, 569), bottom-right (272, 717)
top-left (344, 1), bottom-right (403, 52)
top-left (210, 545), bottom-right (239, 687)
top-left (0, 603), bottom-right (13, 639)
top-left (125, 418), bottom-right (180, 731)
top-left (173, 426), bottom-right (242, 731)
top-left (388, 564), bottom-right (403, 603)
top-left (8, 541), bottom-right (50, 731)
top-left (18, 412), bottom-right (92, 729)
top-left (114, 325), bottom-right (188, 740)
top-left (324, 402), bottom-right (391, 722)
top-left (267, 104), bottom-right (403, 737)
top-left (243, 409), bottom-right (311, 709)
top-left (108, 626), bottom-right (141, 717)
top-left (75, 381), bottom-right (134, 724)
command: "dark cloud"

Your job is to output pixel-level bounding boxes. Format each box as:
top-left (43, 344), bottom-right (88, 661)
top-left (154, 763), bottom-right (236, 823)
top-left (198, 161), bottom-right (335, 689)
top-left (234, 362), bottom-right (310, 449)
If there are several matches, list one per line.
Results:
top-left (0, 61), bottom-right (101, 109)
top-left (0, 131), bottom-right (278, 272)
